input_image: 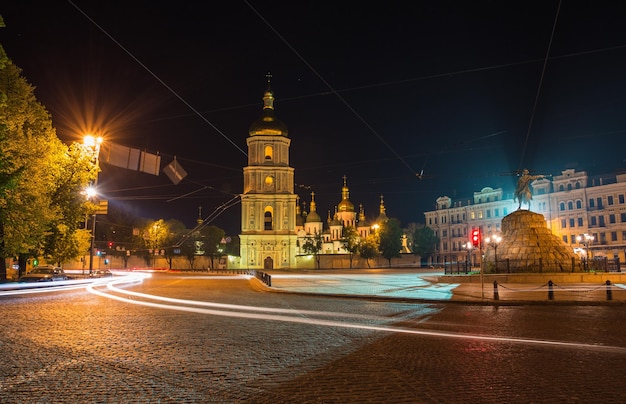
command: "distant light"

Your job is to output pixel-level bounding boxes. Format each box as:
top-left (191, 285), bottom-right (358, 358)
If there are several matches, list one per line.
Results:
top-left (84, 135), bottom-right (103, 148)
top-left (85, 186), bottom-right (97, 198)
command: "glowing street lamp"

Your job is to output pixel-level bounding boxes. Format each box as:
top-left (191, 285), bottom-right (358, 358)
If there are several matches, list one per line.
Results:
top-left (84, 135), bottom-right (103, 274)
top-left (485, 235), bottom-right (502, 273)
top-left (576, 233), bottom-right (594, 271)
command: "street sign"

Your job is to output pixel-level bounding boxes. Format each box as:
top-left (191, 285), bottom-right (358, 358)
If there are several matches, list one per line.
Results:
top-left (95, 200), bottom-right (108, 215)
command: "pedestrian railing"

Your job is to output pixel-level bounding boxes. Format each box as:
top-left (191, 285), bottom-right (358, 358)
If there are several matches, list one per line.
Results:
top-left (492, 279), bottom-right (618, 301)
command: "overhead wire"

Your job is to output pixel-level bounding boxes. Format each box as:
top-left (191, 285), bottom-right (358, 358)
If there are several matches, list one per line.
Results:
top-left (518, 0), bottom-right (561, 171)
top-left (243, 0), bottom-right (419, 178)
top-left (66, 0), bottom-right (248, 157)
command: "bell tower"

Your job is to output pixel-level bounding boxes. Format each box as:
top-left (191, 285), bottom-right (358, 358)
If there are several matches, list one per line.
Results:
top-left (239, 76), bottom-right (298, 269)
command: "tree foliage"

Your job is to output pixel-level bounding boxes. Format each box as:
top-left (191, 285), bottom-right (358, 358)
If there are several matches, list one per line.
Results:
top-left (342, 225), bottom-right (360, 268)
top-left (412, 225), bottom-right (439, 264)
top-left (302, 232), bottom-right (323, 269)
top-left (358, 234), bottom-right (379, 268)
top-left (378, 218), bottom-right (402, 266)
top-left (0, 46), bottom-right (96, 279)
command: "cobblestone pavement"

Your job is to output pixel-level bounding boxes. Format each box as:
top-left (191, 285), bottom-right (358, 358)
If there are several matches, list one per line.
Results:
top-left (1, 272), bottom-right (625, 403)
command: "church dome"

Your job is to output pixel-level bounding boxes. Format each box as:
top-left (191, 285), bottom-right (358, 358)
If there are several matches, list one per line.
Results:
top-left (249, 87), bottom-right (288, 137)
top-left (337, 177), bottom-right (355, 212)
top-left (338, 198), bottom-right (354, 212)
top-left (306, 210), bottom-right (321, 223)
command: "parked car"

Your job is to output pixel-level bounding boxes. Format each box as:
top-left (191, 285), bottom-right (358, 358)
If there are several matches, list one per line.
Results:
top-left (18, 266), bottom-right (68, 282)
top-left (89, 269), bottom-right (113, 278)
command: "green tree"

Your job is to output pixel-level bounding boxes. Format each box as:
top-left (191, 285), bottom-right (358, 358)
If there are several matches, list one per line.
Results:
top-left (343, 226), bottom-right (360, 268)
top-left (137, 219), bottom-right (171, 268)
top-left (358, 234), bottom-right (379, 268)
top-left (199, 225), bottom-right (226, 270)
top-left (0, 45), bottom-right (71, 279)
top-left (412, 225), bottom-right (439, 266)
top-left (43, 142), bottom-right (98, 266)
top-left (161, 219), bottom-right (187, 270)
top-left (379, 218), bottom-right (402, 267)
top-left (302, 232), bottom-right (323, 269)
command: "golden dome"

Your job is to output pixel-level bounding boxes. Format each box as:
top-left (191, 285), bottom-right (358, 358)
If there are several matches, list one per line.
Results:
top-left (249, 87), bottom-right (288, 137)
top-left (337, 176), bottom-right (354, 212)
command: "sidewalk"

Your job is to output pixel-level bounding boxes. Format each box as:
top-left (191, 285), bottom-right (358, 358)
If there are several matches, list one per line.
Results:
top-left (264, 268), bottom-right (626, 305)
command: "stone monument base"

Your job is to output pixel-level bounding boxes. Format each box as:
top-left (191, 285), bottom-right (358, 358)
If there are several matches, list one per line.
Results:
top-left (483, 210), bottom-right (581, 273)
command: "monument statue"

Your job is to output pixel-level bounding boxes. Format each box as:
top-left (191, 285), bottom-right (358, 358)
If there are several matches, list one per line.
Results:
top-left (514, 169), bottom-right (546, 209)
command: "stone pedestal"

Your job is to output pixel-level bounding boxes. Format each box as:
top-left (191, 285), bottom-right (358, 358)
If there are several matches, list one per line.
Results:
top-left (483, 210), bottom-right (581, 273)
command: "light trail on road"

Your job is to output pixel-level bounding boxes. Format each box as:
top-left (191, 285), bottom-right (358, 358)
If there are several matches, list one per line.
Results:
top-left (86, 276), bottom-right (626, 354)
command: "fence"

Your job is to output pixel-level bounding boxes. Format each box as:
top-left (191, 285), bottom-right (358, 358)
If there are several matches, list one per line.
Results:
top-left (492, 279), bottom-right (617, 301)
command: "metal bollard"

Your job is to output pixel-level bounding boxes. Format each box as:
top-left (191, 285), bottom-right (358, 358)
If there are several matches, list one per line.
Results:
top-left (606, 280), bottom-right (612, 301)
top-left (548, 280), bottom-right (554, 300)
top-left (493, 280), bottom-right (499, 300)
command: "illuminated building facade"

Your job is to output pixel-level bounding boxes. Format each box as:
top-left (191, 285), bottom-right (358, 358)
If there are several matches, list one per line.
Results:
top-left (238, 84), bottom-right (387, 269)
top-left (424, 169), bottom-right (626, 266)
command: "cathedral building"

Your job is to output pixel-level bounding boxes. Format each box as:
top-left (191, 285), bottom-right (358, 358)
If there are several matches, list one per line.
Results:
top-left (238, 82), bottom-right (389, 269)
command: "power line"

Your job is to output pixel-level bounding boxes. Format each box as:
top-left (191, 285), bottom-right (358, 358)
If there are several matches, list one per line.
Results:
top-left (244, 0), bottom-right (419, 178)
top-left (66, 0), bottom-right (247, 157)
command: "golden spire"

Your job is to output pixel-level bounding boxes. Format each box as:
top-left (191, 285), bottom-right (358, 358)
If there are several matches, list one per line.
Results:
top-left (263, 72), bottom-right (274, 110)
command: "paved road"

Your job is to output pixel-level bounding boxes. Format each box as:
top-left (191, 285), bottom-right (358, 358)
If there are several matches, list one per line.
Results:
top-left (1, 272), bottom-right (625, 403)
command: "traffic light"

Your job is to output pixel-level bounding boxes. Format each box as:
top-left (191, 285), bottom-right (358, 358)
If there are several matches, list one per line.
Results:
top-left (471, 228), bottom-right (481, 247)
top-left (108, 242), bottom-right (113, 248)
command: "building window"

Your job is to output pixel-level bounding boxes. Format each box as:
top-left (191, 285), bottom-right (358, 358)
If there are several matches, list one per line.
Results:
top-left (589, 198), bottom-right (595, 208)
top-left (561, 219), bottom-right (567, 228)
top-left (503, 208), bottom-right (508, 216)
top-left (568, 201), bottom-right (573, 210)
top-left (597, 197), bottom-right (603, 209)
top-left (619, 194), bottom-right (625, 204)
top-left (264, 209), bottom-right (273, 230)
top-left (599, 216), bottom-right (605, 227)
top-left (562, 235), bottom-right (567, 243)
top-left (567, 183), bottom-right (572, 191)
top-left (560, 202), bottom-right (565, 211)
top-left (576, 200), bottom-right (582, 209)
top-left (442, 230), bottom-right (448, 237)
top-left (559, 185), bottom-right (564, 191)
top-left (264, 145), bottom-right (273, 160)
top-left (569, 218), bottom-right (575, 227)
top-left (486, 210), bottom-right (491, 218)
top-left (610, 214), bottom-right (616, 224)
top-left (622, 231), bottom-right (626, 240)
top-left (591, 216), bottom-right (597, 226)
top-left (611, 231), bottom-right (618, 241)
top-left (578, 217), bottom-right (583, 227)
top-left (608, 195), bottom-right (614, 205)
top-left (495, 208), bottom-right (499, 217)
top-left (621, 213), bottom-right (626, 223)
top-left (575, 182), bottom-right (581, 189)
top-left (470, 211), bottom-right (475, 220)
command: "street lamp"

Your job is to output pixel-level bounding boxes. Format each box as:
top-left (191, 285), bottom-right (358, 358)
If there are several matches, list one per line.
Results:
top-left (84, 135), bottom-right (103, 275)
top-left (464, 242), bottom-right (473, 271)
top-left (485, 235), bottom-right (502, 273)
top-left (576, 234), bottom-right (594, 271)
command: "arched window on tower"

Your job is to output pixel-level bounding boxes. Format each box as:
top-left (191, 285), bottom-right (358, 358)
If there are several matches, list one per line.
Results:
top-left (264, 207), bottom-right (273, 230)
top-left (264, 145), bottom-right (273, 160)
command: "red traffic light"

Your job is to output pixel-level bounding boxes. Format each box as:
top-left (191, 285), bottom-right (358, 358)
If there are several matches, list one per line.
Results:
top-left (470, 229), bottom-right (481, 247)
top-left (108, 242), bottom-right (113, 248)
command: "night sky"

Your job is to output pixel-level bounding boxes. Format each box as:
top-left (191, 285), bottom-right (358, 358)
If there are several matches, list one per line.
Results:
top-left (2, 1), bottom-right (626, 234)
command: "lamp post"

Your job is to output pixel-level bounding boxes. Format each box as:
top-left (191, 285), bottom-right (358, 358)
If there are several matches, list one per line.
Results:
top-left (465, 242), bottom-right (473, 272)
top-left (84, 135), bottom-right (103, 275)
top-left (577, 233), bottom-right (594, 271)
top-left (485, 235), bottom-right (502, 273)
